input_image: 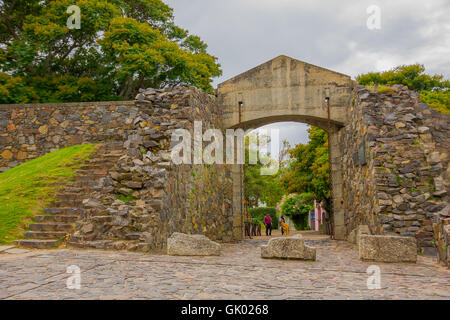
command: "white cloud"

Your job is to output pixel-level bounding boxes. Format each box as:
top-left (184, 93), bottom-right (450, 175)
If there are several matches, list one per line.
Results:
top-left (252, 122), bottom-right (310, 150)
top-left (165, 0), bottom-right (450, 80)
top-left (164, 0), bottom-right (449, 143)
top-left (334, 37), bottom-right (450, 79)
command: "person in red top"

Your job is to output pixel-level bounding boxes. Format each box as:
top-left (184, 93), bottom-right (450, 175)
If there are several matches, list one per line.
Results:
top-left (264, 213), bottom-right (272, 236)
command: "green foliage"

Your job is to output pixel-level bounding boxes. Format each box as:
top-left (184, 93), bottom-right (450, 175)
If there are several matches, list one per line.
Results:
top-left (0, 0), bottom-right (222, 103)
top-left (280, 193), bottom-right (314, 216)
top-left (419, 90), bottom-right (450, 114)
top-left (376, 85), bottom-right (397, 95)
top-left (280, 127), bottom-right (330, 210)
top-left (277, 193), bottom-right (313, 230)
top-left (0, 144), bottom-right (97, 243)
top-left (116, 193), bottom-right (134, 202)
top-left (243, 134), bottom-right (285, 207)
top-left (244, 162), bottom-right (284, 208)
top-left (247, 207), bottom-right (278, 229)
top-left (356, 64), bottom-right (449, 91)
top-left (357, 64), bottom-right (449, 114)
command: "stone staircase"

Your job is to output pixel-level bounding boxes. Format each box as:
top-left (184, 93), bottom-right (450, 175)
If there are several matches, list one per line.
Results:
top-left (14, 143), bottom-right (124, 249)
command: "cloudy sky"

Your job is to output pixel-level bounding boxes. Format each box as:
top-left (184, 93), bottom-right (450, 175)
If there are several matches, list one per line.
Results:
top-left (166, 0), bottom-right (450, 148)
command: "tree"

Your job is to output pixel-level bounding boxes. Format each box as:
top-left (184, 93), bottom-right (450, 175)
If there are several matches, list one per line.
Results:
top-left (243, 133), bottom-right (285, 208)
top-left (261, 139), bottom-right (291, 207)
top-left (243, 151), bottom-right (266, 207)
top-left (280, 126), bottom-right (330, 210)
top-left (278, 139), bottom-right (291, 168)
top-left (0, 0), bottom-right (222, 103)
top-left (357, 64), bottom-right (449, 114)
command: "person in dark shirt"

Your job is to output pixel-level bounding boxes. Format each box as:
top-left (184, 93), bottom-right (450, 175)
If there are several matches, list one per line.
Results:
top-left (264, 213), bottom-right (272, 236)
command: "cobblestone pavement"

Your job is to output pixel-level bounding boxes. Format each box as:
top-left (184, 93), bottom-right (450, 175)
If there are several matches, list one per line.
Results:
top-left (0, 240), bottom-right (449, 300)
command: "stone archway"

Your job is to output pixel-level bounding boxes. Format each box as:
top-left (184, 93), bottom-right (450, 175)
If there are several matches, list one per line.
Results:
top-left (217, 55), bottom-right (355, 240)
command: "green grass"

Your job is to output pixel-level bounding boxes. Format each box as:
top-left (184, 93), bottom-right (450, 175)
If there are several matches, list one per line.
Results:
top-left (420, 90), bottom-right (450, 115)
top-left (365, 84), bottom-right (398, 95)
top-left (116, 193), bottom-right (133, 203)
top-left (0, 144), bottom-right (97, 244)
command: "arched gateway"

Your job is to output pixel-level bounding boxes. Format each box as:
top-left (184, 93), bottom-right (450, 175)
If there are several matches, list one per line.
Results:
top-left (3, 55), bottom-right (446, 257)
top-left (217, 55), bottom-right (355, 240)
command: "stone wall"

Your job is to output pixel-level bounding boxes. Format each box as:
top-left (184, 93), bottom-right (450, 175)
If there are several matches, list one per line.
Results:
top-left (433, 205), bottom-right (449, 266)
top-left (133, 87), bottom-right (234, 245)
top-left (1, 87), bottom-right (235, 251)
top-left (72, 87), bottom-right (234, 250)
top-left (340, 85), bottom-right (449, 255)
top-left (0, 100), bottom-right (136, 172)
top-left (2, 83), bottom-right (448, 255)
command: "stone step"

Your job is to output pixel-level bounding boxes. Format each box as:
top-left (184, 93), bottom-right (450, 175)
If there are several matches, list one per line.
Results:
top-left (56, 193), bottom-right (85, 201)
top-left (14, 239), bottom-right (61, 249)
top-left (67, 240), bottom-right (147, 252)
top-left (23, 231), bottom-right (67, 239)
top-left (50, 200), bottom-right (82, 207)
top-left (91, 135), bottom-right (124, 142)
top-left (88, 160), bottom-right (119, 167)
top-left (68, 235), bottom-right (90, 243)
top-left (94, 153), bottom-right (123, 158)
top-left (29, 223), bottom-right (74, 232)
top-left (79, 164), bottom-right (115, 170)
top-left (64, 181), bottom-right (101, 188)
top-left (14, 144), bottom-right (124, 250)
top-left (96, 149), bottom-right (122, 153)
top-left (102, 148), bottom-right (123, 153)
top-left (98, 148), bottom-right (123, 153)
top-left (67, 240), bottom-right (112, 249)
top-left (88, 158), bottom-right (120, 164)
top-left (103, 141), bottom-right (124, 148)
top-left (75, 169), bottom-right (110, 176)
top-left (61, 186), bottom-right (103, 193)
top-left (36, 215), bottom-right (79, 223)
top-left (74, 175), bottom-right (101, 182)
top-left (60, 187), bottom-right (86, 193)
top-left (44, 207), bottom-right (84, 215)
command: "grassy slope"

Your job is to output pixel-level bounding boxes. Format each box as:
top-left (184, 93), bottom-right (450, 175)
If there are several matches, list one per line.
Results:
top-left (0, 144), bottom-right (97, 244)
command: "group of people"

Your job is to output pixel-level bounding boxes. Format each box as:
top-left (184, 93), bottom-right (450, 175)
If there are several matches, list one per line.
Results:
top-left (263, 213), bottom-right (288, 236)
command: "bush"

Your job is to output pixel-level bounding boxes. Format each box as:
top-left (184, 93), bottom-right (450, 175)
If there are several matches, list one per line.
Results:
top-left (376, 85), bottom-right (397, 95)
top-left (277, 193), bottom-right (314, 230)
top-left (356, 64), bottom-right (448, 92)
top-left (248, 207), bottom-right (279, 229)
top-left (419, 90), bottom-right (450, 115)
top-left (356, 64), bottom-right (450, 115)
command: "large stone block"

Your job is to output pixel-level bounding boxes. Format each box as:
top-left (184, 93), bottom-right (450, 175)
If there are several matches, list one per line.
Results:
top-left (347, 229), bottom-right (357, 244)
top-left (261, 234), bottom-right (316, 260)
top-left (356, 225), bottom-right (370, 247)
top-left (359, 235), bottom-right (417, 263)
top-left (167, 232), bottom-right (221, 256)
top-left (347, 225), bottom-right (370, 245)
top-left (433, 205), bottom-right (450, 267)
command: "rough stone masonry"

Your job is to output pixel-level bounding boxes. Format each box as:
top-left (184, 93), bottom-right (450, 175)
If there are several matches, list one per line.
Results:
top-left (0, 87), bottom-right (235, 251)
top-left (340, 85), bottom-right (449, 263)
top-left (0, 79), bottom-right (449, 263)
